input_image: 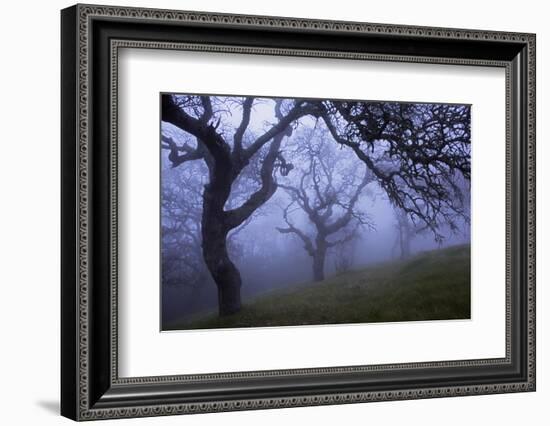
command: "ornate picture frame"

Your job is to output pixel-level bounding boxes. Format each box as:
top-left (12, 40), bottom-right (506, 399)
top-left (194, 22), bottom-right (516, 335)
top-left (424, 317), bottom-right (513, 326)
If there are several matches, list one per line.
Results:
top-left (61, 4), bottom-right (535, 421)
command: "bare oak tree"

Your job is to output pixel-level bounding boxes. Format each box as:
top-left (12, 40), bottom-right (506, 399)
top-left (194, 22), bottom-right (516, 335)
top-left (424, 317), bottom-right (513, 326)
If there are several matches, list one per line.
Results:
top-left (161, 95), bottom-right (316, 315)
top-left (277, 126), bottom-right (374, 281)
top-left (392, 207), bottom-right (417, 260)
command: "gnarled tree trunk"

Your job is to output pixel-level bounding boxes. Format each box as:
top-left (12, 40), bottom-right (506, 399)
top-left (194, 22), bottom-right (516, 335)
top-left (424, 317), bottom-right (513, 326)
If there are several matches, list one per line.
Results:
top-left (312, 238), bottom-right (327, 282)
top-left (312, 252), bottom-right (326, 282)
top-left (201, 164), bottom-right (243, 316)
top-left (201, 226), bottom-right (241, 316)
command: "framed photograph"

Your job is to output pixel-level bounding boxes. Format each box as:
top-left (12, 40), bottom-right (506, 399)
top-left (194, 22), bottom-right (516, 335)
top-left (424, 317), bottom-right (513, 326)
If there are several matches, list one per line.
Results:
top-left (61, 4), bottom-right (536, 421)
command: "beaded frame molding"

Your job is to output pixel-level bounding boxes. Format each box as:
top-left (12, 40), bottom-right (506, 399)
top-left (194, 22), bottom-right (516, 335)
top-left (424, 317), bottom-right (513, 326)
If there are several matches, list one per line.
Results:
top-left (61, 3), bottom-right (536, 421)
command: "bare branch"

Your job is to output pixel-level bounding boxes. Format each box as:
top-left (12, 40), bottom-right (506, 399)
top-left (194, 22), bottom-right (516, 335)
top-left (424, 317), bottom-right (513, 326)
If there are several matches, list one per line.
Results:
top-left (233, 97), bottom-right (254, 158)
top-left (225, 129), bottom-right (287, 229)
top-left (161, 134), bottom-right (205, 167)
top-left (318, 100), bottom-right (470, 239)
top-left (242, 102), bottom-right (317, 164)
top-left (276, 203), bottom-right (315, 257)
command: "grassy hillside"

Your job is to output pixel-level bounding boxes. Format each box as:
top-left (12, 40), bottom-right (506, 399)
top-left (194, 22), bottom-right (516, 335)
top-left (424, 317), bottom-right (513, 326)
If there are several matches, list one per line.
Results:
top-left (164, 244), bottom-right (470, 331)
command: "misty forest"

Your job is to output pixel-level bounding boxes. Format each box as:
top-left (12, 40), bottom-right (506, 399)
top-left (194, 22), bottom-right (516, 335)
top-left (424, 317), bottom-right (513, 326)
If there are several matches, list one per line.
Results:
top-left (160, 94), bottom-right (471, 330)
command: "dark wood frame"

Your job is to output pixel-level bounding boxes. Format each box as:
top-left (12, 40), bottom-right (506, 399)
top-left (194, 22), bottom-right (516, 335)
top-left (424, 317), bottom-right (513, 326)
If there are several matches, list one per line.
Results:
top-left (61, 3), bottom-right (536, 421)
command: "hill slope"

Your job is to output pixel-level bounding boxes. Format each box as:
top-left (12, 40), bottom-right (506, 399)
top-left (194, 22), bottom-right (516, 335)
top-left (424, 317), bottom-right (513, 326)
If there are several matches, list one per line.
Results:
top-left (165, 244), bottom-right (470, 331)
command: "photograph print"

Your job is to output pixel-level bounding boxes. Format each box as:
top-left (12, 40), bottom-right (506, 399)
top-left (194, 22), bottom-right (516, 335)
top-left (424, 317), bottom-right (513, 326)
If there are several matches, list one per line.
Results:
top-left (160, 93), bottom-right (471, 331)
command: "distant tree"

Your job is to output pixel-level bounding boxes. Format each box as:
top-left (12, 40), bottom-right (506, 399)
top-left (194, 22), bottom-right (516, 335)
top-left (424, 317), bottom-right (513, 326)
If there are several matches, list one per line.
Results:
top-left (277, 125), bottom-right (374, 281)
top-left (161, 95), bottom-right (316, 315)
top-left (391, 207), bottom-right (417, 260)
top-left (333, 236), bottom-right (357, 275)
top-left (161, 160), bottom-right (208, 291)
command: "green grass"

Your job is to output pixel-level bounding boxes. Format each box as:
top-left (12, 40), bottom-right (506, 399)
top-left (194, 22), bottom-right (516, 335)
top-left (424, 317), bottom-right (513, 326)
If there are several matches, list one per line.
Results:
top-left (164, 244), bottom-right (470, 331)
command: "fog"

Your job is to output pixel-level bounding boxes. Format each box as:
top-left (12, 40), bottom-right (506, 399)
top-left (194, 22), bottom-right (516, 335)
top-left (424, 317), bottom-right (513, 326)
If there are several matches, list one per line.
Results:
top-left (160, 95), bottom-right (471, 324)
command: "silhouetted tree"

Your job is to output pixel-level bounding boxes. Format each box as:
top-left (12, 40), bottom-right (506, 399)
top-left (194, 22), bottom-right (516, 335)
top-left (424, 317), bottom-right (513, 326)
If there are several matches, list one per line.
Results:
top-left (161, 95), bottom-right (316, 315)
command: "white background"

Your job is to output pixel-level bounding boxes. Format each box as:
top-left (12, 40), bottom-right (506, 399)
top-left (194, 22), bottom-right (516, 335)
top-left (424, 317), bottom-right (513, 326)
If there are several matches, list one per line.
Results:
top-left (119, 49), bottom-right (506, 377)
top-left (0, 0), bottom-right (547, 425)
